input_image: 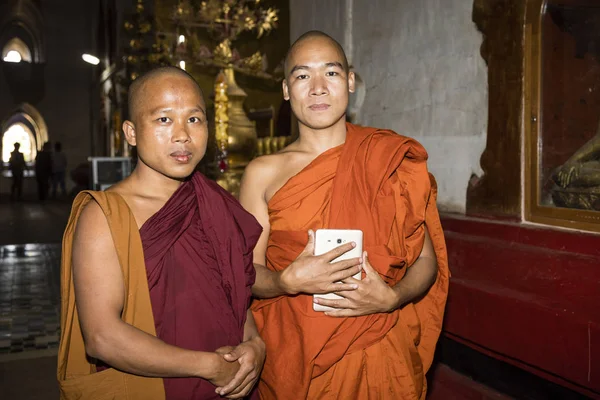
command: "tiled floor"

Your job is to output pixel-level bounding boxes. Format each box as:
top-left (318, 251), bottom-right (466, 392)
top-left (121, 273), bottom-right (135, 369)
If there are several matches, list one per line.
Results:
top-left (0, 244), bottom-right (61, 356)
top-left (0, 197), bottom-right (69, 399)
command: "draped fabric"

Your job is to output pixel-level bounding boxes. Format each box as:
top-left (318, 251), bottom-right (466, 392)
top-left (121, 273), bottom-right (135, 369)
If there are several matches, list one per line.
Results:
top-left (251, 123), bottom-right (450, 399)
top-left (140, 172), bottom-right (262, 399)
top-left (57, 172), bottom-right (261, 400)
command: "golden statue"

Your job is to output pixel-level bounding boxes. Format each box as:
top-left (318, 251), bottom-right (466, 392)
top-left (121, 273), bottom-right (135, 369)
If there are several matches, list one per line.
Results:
top-left (551, 119), bottom-right (600, 210)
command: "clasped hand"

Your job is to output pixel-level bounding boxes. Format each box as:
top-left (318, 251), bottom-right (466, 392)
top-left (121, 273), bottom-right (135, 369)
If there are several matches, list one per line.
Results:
top-left (213, 336), bottom-right (266, 398)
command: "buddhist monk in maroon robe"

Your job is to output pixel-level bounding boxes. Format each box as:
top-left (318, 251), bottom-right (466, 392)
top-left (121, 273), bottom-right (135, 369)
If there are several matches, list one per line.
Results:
top-left (240, 31), bottom-right (449, 399)
top-left (58, 66), bottom-right (265, 400)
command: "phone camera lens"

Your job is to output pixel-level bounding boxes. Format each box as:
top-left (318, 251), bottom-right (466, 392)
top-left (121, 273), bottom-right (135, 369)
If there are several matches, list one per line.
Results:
top-left (337, 238), bottom-right (342, 244)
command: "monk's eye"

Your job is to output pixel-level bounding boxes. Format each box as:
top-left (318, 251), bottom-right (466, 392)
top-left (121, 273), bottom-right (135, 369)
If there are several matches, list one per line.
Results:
top-left (157, 117), bottom-right (170, 123)
top-left (188, 116), bottom-right (202, 123)
top-left (297, 74), bottom-right (309, 80)
top-left (326, 71), bottom-right (339, 77)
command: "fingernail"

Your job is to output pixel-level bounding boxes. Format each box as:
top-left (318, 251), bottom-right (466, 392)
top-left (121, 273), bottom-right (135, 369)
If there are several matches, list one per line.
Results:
top-left (313, 298), bottom-right (320, 304)
top-left (352, 284), bottom-right (359, 289)
top-left (351, 241), bottom-right (356, 247)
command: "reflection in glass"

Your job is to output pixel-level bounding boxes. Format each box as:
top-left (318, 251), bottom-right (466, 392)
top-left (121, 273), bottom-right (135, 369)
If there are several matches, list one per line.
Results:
top-left (541, 1), bottom-right (600, 211)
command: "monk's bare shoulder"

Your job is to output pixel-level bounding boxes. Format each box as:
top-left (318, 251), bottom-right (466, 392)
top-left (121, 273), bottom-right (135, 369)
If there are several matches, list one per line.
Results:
top-left (242, 151), bottom-right (292, 199)
top-left (74, 199), bottom-right (111, 248)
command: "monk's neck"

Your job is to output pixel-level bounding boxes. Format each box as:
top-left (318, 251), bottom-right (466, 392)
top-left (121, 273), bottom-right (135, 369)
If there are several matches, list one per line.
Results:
top-left (126, 164), bottom-right (184, 201)
top-left (297, 120), bottom-right (347, 154)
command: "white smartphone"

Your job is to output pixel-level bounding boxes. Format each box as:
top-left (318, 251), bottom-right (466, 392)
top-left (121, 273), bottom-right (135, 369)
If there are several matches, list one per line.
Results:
top-left (313, 229), bottom-right (363, 312)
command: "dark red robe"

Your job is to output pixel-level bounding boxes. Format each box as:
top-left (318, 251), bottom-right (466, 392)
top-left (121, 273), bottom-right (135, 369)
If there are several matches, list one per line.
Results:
top-left (140, 172), bottom-right (262, 400)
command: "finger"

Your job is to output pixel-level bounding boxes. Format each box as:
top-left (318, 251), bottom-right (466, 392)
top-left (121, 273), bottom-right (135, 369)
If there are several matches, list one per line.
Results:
top-left (217, 365), bottom-right (251, 396)
top-left (323, 242), bottom-right (356, 262)
top-left (325, 308), bottom-right (362, 318)
top-left (340, 277), bottom-right (361, 285)
top-left (226, 381), bottom-right (255, 399)
top-left (330, 264), bottom-right (362, 282)
top-left (325, 282), bottom-right (359, 292)
top-left (303, 229), bottom-right (315, 254)
top-left (314, 296), bottom-right (353, 309)
top-left (332, 289), bottom-right (359, 300)
top-left (329, 257), bottom-right (362, 272)
top-left (223, 346), bottom-right (244, 362)
top-left (215, 346), bottom-right (235, 355)
top-left (223, 348), bottom-right (243, 362)
top-left (226, 369), bottom-right (257, 398)
top-left (361, 252), bottom-right (377, 276)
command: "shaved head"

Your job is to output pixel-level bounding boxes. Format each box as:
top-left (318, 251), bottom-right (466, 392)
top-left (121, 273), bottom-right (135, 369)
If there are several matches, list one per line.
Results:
top-left (127, 66), bottom-right (203, 122)
top-left (284, 30), bottom-right (349, 78)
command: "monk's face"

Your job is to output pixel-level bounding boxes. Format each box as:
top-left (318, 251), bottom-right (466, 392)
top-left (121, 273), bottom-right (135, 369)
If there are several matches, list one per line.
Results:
top-left (123, 73), bottom-right (208, 180)
top-left (283, 37), bottom-right (355, 130)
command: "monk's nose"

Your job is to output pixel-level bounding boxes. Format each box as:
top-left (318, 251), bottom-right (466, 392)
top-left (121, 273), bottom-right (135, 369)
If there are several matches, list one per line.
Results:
top-left (172, 124), bottom-right (191, 143)
top-left (310, 76), bottom-right (328, 96)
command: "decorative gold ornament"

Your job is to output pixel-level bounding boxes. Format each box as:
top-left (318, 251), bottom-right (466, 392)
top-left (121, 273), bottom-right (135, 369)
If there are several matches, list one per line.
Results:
top-left (172, 0), bottom-right (281, 80)
top-left (214, 71), bottom-right (229, 171)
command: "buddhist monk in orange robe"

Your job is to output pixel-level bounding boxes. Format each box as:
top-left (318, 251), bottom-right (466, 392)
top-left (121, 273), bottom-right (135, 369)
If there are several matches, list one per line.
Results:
top-left (239, 31), bottom-right (450, 399)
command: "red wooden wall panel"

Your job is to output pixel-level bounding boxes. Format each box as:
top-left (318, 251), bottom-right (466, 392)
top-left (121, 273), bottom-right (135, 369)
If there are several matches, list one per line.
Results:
top-left (440, 214), bottom-right (600, 396)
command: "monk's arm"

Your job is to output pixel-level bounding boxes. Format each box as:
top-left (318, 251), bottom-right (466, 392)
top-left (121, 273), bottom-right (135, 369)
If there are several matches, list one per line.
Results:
top-left (243, 310), bottom-right (261, 342)
top-left (72, 202), bottom-right (236, 382)
top-left (239, 160), bottom-right (288, 298)
top-left (390, 226), bottom-right (438, 309)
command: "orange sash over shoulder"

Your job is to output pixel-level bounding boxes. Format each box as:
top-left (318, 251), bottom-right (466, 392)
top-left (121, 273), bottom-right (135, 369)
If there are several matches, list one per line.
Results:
top-left (251, 123), bottom-right (450, 399)
top-left (57, 191), bottom-right (165, 400)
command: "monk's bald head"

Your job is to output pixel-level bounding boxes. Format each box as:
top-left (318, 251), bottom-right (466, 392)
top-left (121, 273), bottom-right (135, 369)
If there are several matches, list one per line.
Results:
top-left (284, 30), bottom-right (349, 79)
top-left (127, 66), bottom-right (204, 122)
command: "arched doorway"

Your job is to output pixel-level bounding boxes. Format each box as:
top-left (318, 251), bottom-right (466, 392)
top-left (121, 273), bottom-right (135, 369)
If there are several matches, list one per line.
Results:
top-left (1, 103), bottom-right (48, 151)
top-left (1, 103), bottom-right (48, 188)
top-left (2, 37), bottom-right (32, 63)
top-left (2, 122), bottom-right (36, 163)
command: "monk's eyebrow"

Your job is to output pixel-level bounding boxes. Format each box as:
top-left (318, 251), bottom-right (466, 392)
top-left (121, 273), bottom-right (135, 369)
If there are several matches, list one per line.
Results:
top-left (289, 65), bottom-right (309, 75)
top-left (290, 62), bottom-right (344, 75)
top-left (324, 62), bottom-right (344, 69)
top-left (149, 107), bottom-right (172, 115)
top-left (148, 106), bottom-right (206, 115)
top-left (189, 106), bottom-right (206, 115)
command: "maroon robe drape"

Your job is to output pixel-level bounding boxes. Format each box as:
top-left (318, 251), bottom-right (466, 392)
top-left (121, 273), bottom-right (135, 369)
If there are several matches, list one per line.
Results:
top-left (140, 172), bottom-right (262, 400)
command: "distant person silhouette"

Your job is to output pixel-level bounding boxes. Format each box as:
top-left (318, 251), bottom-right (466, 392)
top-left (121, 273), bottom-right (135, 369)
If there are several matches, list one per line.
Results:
top-left (9, 142), bottom-right (25, 201)
top-left (35, 142), bottom-right (53, 201)
top-left (52, 142), bottom-right (68, 198)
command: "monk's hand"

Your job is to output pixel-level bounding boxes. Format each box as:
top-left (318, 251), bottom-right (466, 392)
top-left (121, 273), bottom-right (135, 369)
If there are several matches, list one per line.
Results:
top-left (280, 230), bottom-right (362, 295)
top-left (215, 336), bottom-right (266, 399)
top-left (207, 349), bottom-right (241, 389)
top-left (314, 252), bottom-right (399, 317)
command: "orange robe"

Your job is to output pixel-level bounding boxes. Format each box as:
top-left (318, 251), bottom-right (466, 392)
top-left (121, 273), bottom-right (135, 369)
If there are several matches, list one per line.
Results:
top-left (251, 123), bottom-right (450, 399)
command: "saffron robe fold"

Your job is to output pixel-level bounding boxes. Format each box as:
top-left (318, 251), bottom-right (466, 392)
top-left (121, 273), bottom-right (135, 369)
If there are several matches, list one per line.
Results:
top-left (58, 191), bottom-right (165, 400)
top-left (58, 172), bottom-right (262, 400)
top-left (251, 123), bottom-right (450, 399)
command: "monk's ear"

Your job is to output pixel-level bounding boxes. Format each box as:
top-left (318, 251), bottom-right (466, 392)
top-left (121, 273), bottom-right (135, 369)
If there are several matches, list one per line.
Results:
top-left (123, 120), bottom-right (137, 147)
top-left (348, 71), bottom-right (356, 93)
top-left (282, 79), bottom-right (290, 101)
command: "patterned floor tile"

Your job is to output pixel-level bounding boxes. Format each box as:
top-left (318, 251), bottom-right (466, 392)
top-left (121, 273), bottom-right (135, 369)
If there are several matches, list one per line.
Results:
top-left (0, 244), bottom-right (61, 355)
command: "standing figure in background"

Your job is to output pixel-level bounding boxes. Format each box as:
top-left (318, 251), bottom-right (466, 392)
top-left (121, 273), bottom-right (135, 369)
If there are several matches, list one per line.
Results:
top-left (35, 142), bottom-right (53, 201)
top-left (52, 141), bottom-right (68, 198)
top-left (9, 142), bottom-right (26, 201)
